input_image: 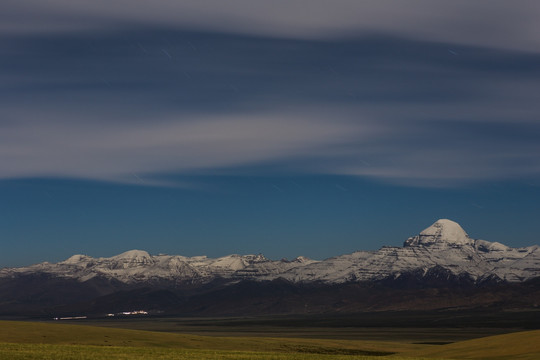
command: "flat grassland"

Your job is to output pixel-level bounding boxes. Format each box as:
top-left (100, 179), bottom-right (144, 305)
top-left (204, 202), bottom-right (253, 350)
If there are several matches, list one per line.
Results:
top-left (407, 330), bottom-right (540, 360)
top-left (0, 320), bottom-right (538, 360)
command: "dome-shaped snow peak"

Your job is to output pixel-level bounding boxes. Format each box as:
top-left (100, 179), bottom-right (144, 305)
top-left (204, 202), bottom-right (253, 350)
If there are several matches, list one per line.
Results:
top-left (404, 219), bottom-right (473, 247)
top-left (108, 250), bottom-right (154, 268)
top-left (61, 254), bottom-right (90, 265)
top-left (112, 249), bottom-right (151, 260)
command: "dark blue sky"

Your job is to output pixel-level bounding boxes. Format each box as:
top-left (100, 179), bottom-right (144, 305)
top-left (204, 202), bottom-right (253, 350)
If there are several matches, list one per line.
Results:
top-left (1, 1), bottom-right (540, 267)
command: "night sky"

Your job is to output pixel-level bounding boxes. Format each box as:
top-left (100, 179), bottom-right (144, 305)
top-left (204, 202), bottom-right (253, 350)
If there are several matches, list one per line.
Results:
top-left (1, 1), bottom-right (540, 267)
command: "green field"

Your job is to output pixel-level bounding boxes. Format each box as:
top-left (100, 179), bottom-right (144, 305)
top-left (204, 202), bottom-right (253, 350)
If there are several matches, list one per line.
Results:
top-left (0, 320), bottom-right (538, 359)
top-left (407, 330), bottom-right (540, 360)
top-left (0, 343), bottom-right (429, 360)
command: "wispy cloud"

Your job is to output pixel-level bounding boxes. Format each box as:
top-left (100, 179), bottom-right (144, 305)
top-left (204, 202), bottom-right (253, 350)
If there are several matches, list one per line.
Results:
top-left (1, 29), bottom-right (539, 187)
top-left (2, 103), bottom-right (539, 187)
top-left (2, 1), bottom-right (540, 52)
top-left (0, 109), bottom-right (365, 185)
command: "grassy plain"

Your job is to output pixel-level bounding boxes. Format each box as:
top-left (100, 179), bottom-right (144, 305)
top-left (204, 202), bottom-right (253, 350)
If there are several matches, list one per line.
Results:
top-left (0, 320), bottom-right (538, 359)
top-left (407, 330), bottom-right (540, 360)
top-left (0, 320), bottom-right (425, 359)
top-left (0, 342), bottom-right (432, 360)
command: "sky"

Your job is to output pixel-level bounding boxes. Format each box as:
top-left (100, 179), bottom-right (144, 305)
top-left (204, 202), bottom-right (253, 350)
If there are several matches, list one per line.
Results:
top-left (1, 1), bottom-right (540, 267)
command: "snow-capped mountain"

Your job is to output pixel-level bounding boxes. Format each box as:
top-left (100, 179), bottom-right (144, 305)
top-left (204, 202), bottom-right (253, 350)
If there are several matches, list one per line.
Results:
top-left (280, 219), bottom-right (539, 283)
top-left (1, 219), bottom-right (538, 285)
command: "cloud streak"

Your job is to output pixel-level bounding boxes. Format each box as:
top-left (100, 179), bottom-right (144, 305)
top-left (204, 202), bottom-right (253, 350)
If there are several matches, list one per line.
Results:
top-left (2, 104), bottom-right (540, 187)
top-left (2, 1), bottom-right (540, 53)
top-left (1, 29), bottom-right (540, 187)
top-left (0, 109), bottom-right (365, 185)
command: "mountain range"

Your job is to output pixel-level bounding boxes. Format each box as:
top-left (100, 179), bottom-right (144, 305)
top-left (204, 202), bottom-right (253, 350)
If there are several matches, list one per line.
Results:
top-left (1, 219), bottom-right (539, 317)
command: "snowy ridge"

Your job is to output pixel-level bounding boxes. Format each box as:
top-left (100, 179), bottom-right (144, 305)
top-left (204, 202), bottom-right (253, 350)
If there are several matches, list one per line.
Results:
top-left (1, 219), bottom-right (538, 284)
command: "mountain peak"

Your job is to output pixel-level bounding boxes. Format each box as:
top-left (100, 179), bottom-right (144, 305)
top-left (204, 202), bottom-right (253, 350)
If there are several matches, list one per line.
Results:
top-left (111, 249), bottom-right (151, 259)
top-left (404, 219), bottom-right (472, 247)
top-left (61, 254), bottom-right (90, 264)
